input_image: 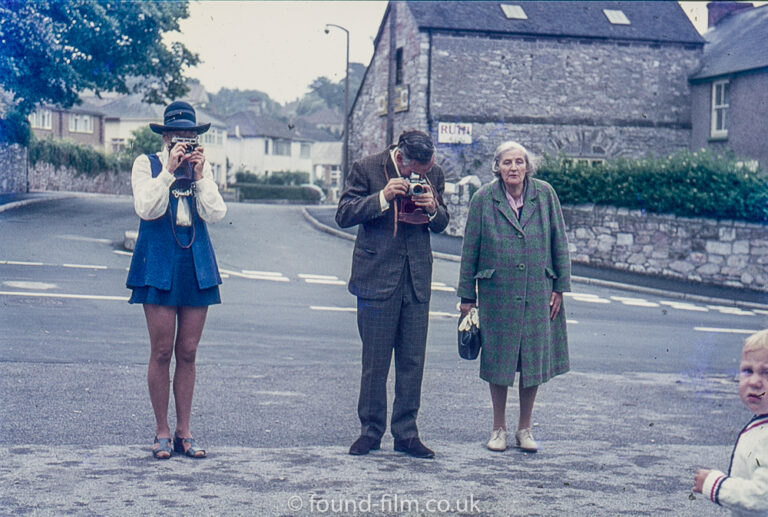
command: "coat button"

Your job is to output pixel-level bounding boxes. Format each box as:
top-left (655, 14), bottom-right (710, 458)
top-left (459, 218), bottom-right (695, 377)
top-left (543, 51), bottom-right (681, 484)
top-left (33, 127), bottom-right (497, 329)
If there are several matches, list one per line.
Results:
top-left (515, 296), bottom-right (523, 302)
top-left (517, 264), bottom-right (525, 270)
top-left (517, 233), bottom-right (524, 239)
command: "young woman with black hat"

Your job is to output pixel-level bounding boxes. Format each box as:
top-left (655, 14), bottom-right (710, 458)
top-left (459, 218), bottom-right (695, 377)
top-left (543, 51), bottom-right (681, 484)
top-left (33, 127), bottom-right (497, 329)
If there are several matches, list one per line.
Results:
top-left (126, 101), bottom-right (226, 459)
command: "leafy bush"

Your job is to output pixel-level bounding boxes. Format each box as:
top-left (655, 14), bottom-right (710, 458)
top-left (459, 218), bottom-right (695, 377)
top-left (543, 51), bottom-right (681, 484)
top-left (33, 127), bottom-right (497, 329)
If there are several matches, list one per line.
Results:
top-left (235, 170), bottom-right (309, 186)
top-left (536, 150), bottom-right (768, 222)
top-left (236, 183), bottom-right (322, 202)
top-left (29, 137), bottom-right (119, 176)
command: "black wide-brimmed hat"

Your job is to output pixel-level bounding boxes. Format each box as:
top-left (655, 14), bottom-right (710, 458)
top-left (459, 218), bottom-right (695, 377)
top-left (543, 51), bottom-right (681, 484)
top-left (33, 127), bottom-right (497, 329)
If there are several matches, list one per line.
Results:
top-left (149, 101), bottom-right (210, 134)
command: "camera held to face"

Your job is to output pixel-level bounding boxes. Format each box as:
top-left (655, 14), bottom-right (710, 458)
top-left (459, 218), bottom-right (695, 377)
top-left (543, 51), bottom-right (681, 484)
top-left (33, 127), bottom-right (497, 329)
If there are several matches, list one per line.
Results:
top-left (407, 174), bottom-right (428, 197)
top-left (169, 136), bottom-right (199, 182)
top-left (171, 136), bottom-right (199, 156)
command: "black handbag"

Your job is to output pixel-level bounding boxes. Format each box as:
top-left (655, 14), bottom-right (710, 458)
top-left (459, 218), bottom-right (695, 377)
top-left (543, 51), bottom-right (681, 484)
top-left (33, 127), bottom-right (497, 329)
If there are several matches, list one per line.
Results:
top-left (458, 307), bottom-right (481, 360)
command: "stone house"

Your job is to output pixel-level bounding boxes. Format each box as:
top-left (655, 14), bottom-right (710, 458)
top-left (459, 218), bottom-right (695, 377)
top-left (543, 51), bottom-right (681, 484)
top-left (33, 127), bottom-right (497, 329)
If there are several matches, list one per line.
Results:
top-left (689, 3), bottom-right (768, 170)
top-left (28, 101), bottom-right (105, 148)
top-left (349, 1), bottom-right (704, 181)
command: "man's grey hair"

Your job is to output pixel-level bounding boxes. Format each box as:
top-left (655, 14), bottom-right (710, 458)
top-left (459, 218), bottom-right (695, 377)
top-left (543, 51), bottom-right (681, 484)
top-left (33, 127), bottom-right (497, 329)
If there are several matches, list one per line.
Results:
top-left (491, 140), bottom-right (536, 177)
top-left (397, 130), bottom-right (435, 165)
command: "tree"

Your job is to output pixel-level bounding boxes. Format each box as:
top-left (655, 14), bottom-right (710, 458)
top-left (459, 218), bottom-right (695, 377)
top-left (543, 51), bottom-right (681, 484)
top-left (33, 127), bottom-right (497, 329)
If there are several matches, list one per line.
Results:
top-left (126, 126), bottom-right (163, 156)
top-left (0, 0), bottom-right (199, 118)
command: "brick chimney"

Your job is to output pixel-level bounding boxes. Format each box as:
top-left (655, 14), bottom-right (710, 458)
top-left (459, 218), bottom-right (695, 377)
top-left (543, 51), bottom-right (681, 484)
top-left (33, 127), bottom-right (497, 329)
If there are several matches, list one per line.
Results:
top-left (707, 1), bottom-right (754, 27)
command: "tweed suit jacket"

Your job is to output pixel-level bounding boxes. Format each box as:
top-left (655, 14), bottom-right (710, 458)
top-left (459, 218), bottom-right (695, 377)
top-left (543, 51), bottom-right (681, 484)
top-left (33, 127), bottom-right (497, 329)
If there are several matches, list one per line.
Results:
top-left (336, 147), bottom-right (449, 302)
top-left (457, 177), bottom-right (571, 387)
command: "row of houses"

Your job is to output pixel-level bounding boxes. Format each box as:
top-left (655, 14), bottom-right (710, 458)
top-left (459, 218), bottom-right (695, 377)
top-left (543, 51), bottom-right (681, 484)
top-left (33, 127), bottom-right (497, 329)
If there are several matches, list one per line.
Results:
top-left (20, 1), bottom-right (768, 198)
top-left (348, 1), bottom-right (768, 180)
top-left (27, 88), bottom-right (344, 195)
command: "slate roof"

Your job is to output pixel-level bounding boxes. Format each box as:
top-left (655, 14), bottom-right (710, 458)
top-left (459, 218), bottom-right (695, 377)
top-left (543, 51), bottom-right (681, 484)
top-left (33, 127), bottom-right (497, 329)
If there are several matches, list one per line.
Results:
top-left (690, 5), bottom-right (768, 81)
top-left (226, 111), bottom-right (334, 142)
top-left (403, 1), bottom-right (703, 44)
top-left (100, 95), bottom-right (164, 121)
top-left (99, 94), bottom-right (225, 128)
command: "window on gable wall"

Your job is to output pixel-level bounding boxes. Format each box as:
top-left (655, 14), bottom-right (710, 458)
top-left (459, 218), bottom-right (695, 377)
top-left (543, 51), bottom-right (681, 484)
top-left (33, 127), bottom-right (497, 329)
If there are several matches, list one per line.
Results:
top-left (603, 9), bottom-right (630, 25)
top-left (395, 48), bottom-right (404, 85)
top-left (500, 4), bottom-right (527, 19)
top-left (711, 80), bottom-right (729, 139)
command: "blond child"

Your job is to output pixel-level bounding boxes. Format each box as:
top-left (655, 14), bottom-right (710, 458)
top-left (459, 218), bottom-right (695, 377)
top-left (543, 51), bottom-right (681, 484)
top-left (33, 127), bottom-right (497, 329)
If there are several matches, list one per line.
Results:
top-left (693, 328), bottom-right (768, 513)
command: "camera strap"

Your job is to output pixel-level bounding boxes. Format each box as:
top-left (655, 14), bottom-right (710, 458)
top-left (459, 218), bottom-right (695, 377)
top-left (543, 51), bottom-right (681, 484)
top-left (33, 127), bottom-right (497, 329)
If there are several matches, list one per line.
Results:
top-left (168, 199), bottom-right (196, 250)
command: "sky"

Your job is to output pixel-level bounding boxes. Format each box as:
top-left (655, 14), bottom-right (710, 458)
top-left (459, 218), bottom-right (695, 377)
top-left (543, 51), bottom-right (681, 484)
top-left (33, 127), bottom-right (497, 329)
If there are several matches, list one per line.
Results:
top-left (169, 1), bottom-right (733, 106)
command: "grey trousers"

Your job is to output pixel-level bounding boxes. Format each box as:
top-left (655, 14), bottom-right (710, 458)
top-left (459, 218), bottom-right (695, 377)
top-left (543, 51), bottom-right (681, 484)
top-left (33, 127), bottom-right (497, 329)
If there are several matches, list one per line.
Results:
top-left (356, 264), bottom-right (429, 441)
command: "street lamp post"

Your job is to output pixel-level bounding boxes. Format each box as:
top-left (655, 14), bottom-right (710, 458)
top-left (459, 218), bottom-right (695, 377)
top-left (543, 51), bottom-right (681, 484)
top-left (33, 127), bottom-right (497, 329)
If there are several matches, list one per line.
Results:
top-left (324, 23), bottom-right (350, 191)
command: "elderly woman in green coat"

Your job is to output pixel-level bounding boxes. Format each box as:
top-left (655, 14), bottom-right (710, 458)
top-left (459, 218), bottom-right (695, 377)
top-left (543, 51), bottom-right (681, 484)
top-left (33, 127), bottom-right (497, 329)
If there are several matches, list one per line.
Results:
top-left (458, 141), bottom-right (571, 453)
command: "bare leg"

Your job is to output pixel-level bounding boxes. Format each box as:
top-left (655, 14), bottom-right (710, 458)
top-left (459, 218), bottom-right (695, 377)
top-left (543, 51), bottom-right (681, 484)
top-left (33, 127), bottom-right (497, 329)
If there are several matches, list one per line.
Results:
top-left (518, 384), bottom-right (539, 430)
top-left (144, 304), bottom-right (177, 454)
top-left (489, 383), bottom-right (509, 430)
top-left (173, 306), bottom-right (208, 442)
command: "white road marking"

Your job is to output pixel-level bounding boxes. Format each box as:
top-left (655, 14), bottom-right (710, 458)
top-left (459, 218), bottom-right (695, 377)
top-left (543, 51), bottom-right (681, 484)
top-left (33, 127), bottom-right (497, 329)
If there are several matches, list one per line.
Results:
top-left (2, 281), bottom-right (57, 290)
top-left (611, 297), bottom-right (660, 308)
top-left (694, 327), bottom-right (759, 334)
top-left (298, 273), bottom-right (339, 280)
top-left (567, 320), bottom-right (579, 324)
top-left (241, 270), bottom-right (284, 276)
top-left (220, 269), bottom-right (289, 282)
top-left (755, 309), bottom-right (768, 316)
top-left (0, 261), bottom-right (44, 266)
top-left (565, 293), bottom-right (611, 304)
top-left (0, 291), bottom-right (128, 301)
top-left (432, 285), bottom-right (456, 292)
top-left (659, 300), bottom-right (708, 312)
top-left (113, 250), bottom-right (133, 256)
top-left (57, 235), bottom-right (112, 244)
top-left (310, 305), bottom-right (356, 312)
top-left (707, 305), bottom-right (755, 316)
top-left (304, 278), bottom-right (346, 285)
top-left (62, 263), bottom-right (108, 270)
top-left (429, 311), bottom-right (459, 318)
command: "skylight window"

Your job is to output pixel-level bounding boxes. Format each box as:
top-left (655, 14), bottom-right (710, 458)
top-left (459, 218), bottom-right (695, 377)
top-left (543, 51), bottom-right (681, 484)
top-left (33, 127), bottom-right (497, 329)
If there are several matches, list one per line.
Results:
top-left (500, 4), bottom-right (527, 20)
top-left (603, 9), bottom-right (630, 25)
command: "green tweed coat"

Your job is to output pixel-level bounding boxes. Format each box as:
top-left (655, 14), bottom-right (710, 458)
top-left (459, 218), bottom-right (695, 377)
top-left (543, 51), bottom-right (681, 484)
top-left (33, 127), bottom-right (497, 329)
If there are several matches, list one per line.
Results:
top-left (457, 178), bottom-right (572, 388)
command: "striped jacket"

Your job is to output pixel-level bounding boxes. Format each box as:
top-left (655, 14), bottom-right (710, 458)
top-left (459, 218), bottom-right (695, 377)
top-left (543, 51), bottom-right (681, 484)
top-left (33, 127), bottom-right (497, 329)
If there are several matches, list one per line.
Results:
top-left (703, 414), bottom-right (768, 515)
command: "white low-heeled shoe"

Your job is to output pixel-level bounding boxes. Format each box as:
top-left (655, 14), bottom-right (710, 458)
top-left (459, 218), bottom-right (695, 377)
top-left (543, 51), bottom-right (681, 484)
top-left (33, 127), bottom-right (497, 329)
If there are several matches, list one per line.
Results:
top-left (515, 428), bottom-right (538, 452)
top-left (486, 428), bottom-right (507, 451)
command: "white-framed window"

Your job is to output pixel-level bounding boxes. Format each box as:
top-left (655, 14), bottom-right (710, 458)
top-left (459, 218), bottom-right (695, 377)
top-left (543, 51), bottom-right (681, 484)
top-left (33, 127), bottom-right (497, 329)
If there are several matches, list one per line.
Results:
top-left (272, 139), bottom-right (291, 156)
top-left (603, 9), bottom-right (630, 25)
top-left (111, 138), bottom-right (126, 153)
top-left (500, 4), bottom-right (527, 19)
top-left (202, 128), bottom-right (220, 146)
top-left (29, 109), bottom-right (52, 130)
top-left (300, 143), bottom-right (311, 159)
top-left (711, 80), bottom-right (729, 139)
top-left (69, 114), bottom-right (93, 133)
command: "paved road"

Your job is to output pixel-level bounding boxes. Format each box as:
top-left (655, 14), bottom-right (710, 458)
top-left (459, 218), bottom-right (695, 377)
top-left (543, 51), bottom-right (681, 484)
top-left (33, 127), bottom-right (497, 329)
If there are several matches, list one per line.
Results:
top-left (1, 196), bottom-right (765, 516)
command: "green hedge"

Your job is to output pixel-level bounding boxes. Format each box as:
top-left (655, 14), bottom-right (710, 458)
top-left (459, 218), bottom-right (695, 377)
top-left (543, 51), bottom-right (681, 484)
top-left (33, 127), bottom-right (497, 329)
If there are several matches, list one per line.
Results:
top-left (536, 150), bottom-right (768, 223)
top-left (236, 183), bottom-right (322, 202)
top-left (29, 137), bottom-right (131, 175)
top-left (235, 170), bottom-right (309, 186)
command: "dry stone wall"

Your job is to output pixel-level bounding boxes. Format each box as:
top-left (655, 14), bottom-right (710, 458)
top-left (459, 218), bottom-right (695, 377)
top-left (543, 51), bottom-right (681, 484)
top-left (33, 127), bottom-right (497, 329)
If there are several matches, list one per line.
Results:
top-left (28, 162), bottom-right (131, 195)
top-left (445, 183), bottom-right (768, 292)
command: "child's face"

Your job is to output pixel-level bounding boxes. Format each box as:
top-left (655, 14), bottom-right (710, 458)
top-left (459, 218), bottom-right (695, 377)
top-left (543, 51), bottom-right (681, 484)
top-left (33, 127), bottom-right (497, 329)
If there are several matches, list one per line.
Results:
top-left (739, 347), bottom-right (768, 415)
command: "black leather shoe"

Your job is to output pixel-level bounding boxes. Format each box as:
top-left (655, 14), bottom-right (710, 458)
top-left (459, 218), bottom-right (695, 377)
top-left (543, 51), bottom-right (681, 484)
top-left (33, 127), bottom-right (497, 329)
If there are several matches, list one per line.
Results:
top-left (349, 435), bottom-right (381, 456)
top-left (394, 437), bottom-right (435, 459)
